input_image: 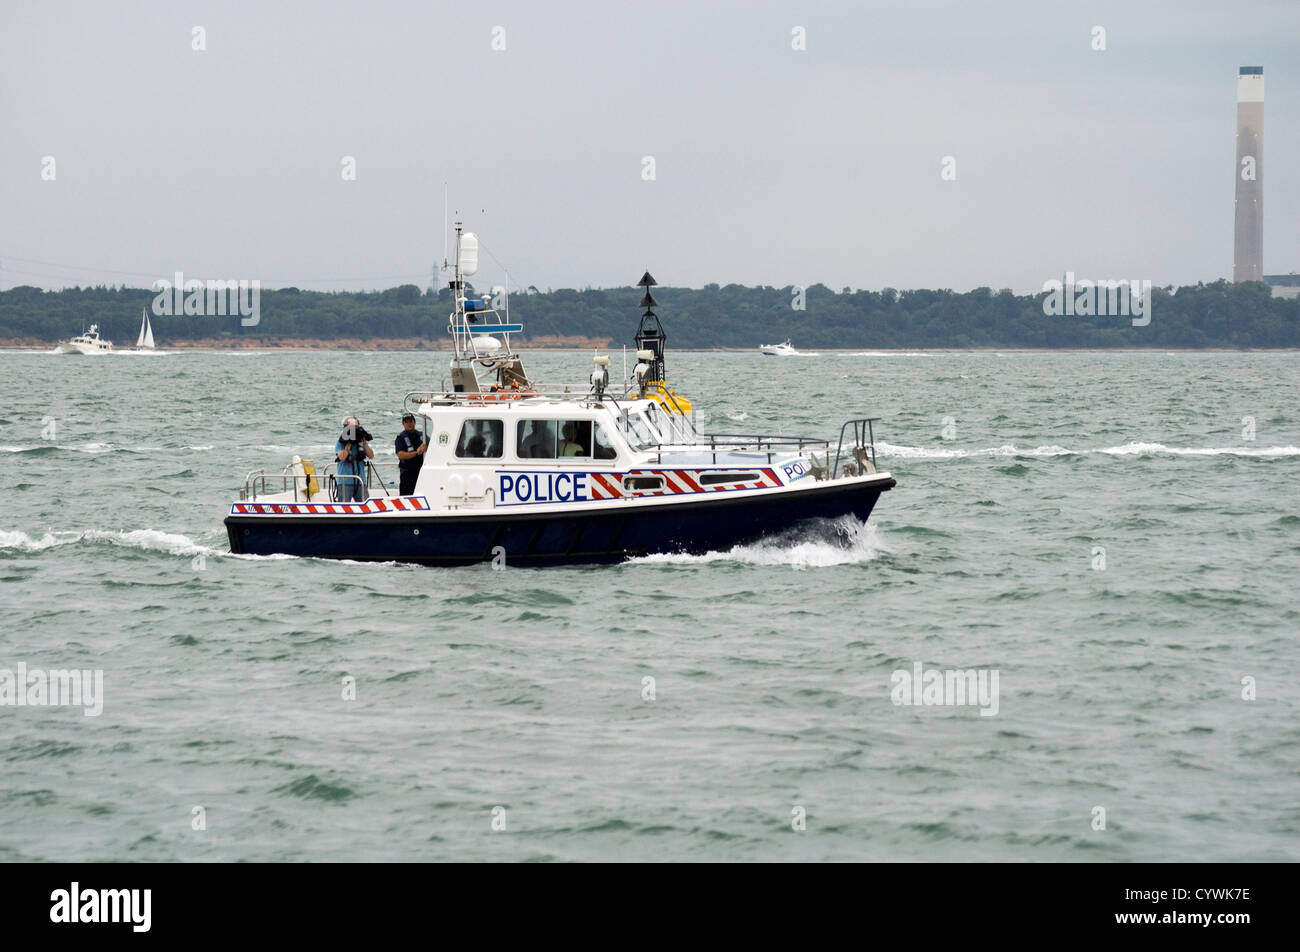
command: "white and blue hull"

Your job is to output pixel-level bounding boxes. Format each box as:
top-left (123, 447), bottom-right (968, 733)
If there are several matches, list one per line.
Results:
top-left (226, 472), bottom-right (894, 566)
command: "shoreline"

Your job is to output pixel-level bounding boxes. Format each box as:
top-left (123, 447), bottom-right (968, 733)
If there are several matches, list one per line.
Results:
top-left (4, 338), bottom-right (1298, 354)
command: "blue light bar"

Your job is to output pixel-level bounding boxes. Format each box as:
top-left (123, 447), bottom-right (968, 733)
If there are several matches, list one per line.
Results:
top-left (465, 324), bottom-right (522, 334)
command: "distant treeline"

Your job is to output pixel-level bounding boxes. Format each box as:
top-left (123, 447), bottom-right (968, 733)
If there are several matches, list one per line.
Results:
top-left (1, 280), bottom-right (1296, 348)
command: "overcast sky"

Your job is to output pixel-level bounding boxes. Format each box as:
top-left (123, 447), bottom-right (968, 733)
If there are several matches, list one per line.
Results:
top-left (2, 0), bottom-right (1297, 295)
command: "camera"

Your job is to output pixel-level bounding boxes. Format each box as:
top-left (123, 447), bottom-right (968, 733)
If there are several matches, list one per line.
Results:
top-left (340, 423), bottom-right (372, 443)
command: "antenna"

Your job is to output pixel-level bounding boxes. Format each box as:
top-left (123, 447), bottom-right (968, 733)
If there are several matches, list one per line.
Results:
top-left (442, 183), bottom-right (449, 272)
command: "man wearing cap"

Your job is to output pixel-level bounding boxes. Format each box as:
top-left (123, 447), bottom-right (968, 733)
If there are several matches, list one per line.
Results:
top-left (395, 413), bottom-right (429, 496)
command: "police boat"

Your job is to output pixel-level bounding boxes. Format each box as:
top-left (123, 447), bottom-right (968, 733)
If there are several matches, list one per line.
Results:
top-left (225, 226), bottom-right (895, 566)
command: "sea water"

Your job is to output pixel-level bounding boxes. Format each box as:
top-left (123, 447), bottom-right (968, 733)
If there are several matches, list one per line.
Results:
top-left (1, 350), bottom-right (1297, 861)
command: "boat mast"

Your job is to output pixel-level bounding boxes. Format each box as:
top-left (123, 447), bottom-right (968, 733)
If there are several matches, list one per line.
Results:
top-left (447, 222), bottom-right (470, 383)
top-left (635, 271), bottom-right (666, 389)
top-left (441, 222), bottom-right (528, 394)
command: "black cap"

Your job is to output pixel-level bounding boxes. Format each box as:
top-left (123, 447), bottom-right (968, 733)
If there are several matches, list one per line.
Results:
top-left (402, 412), bottom-right (415, 421)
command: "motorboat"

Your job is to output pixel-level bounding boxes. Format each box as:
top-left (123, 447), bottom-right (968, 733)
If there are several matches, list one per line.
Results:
top-left (225, 226), bottom-right (895, 566)
top-left (760, 339), bottom-right (798, 356)
top-left (53, 324), bottom-right (113, 354)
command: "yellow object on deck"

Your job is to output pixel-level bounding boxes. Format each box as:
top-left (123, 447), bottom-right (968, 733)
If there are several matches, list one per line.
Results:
top-left (301, 459), bottom-right (320, 499)
top-left (645, 382), bottom-right (692, 415)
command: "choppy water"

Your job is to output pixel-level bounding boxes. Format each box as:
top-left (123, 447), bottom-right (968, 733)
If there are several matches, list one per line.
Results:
top-left (2, 349), bottom-right (1298, 861)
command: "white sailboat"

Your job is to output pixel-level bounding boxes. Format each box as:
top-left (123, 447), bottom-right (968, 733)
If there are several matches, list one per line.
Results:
top-left (123, 308), bottom-right (163, 354)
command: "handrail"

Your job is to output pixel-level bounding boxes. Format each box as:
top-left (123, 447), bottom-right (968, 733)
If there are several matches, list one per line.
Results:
top-left (829, 418), bottom-right (881, 478)
top-left (701, 432), bottom-right (830, 449)
top-left (649, 433), bottom-right (831, 465)
top-left (638, 420), bottom-right (882, 473)
top-left (404, 388), bottom-right (637, 413)
top-left (403, 387), bottom-right (701, 408)
top-left (241, 459), bottom-right (402, 503)
top-left (364, 458), bottom-right (394, 498)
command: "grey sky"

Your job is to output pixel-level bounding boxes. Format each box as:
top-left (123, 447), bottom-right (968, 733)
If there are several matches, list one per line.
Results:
top-left (2, 0), bottom-right (1297, 295)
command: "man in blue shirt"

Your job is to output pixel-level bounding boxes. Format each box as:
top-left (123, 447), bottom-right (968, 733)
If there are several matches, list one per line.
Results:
top-left (334, 416), bottom-right (373, 502)
top-left (394, 412), bottom-right (428, 495)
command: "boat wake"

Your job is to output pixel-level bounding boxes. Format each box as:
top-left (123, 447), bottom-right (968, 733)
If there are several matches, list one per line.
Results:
top-left (839, 351), bottom-right (937, 357)
top-left (629, 517), bottom-right (889, 568)
top-left (0, 527), bottom-right (290, 560)
top-left (1, 443), bottom-right (325, 455)
top-left (1096, 441), bottom-right (1300, 457)
top-left (874, 440), bottom-right (1300, 461)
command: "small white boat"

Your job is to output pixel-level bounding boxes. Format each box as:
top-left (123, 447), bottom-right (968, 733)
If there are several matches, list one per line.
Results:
top-left (122, 309), bottom-right (162, 353)
top-left (760, 339), bottom-right (798, 356)
top-left (53, 324), bottom-right (113, 354)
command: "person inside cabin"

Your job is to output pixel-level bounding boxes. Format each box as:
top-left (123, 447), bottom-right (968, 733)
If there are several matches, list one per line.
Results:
top-left (519, 420), bottom-right (555, 458)
top-left (559, 422), bottom-right (585, 457)
top-left (465, 434), bottom-right (488, 457)
top-left (394, 412), bottom-right (428, 495)
top-left (334, 416), bottom-right (374, 502)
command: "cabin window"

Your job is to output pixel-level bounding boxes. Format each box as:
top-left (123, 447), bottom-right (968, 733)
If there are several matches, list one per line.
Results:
top-left (624, 475), bottom-right (664, 492)
top-left (517, 420), bottom-right (557, 458)
top-left (455, 419), bottom-right (503, 458)
top-left (593, 424), bottom-right (618, 460)
top-left (698, 472), bottom-right (760, 486)
top-left (516, 419), bottom-right (610, 460)
top-left (557, 420), bottom-right (594, 457)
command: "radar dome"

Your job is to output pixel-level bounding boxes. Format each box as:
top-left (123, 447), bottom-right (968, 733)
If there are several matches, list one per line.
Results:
top-left (458, 232), bottom-right (479, 276)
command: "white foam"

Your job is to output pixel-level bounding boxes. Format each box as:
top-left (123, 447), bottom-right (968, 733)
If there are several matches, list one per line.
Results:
top-left (79, 444), bottom-right (171, 454)
top-left (0, 529), bottom-right (80, 552)
top-left (873, 440), bottom-right (1300, 461)
top-left (840, 351), bottom-right (936, 357)
top-left (82, 528), bottom-right (213, 556)
top-left (1098, 442), bottom-right (1300, 458)
top-left (630, 518), bottom-right (888, 568)
top-left (0, 527), bottom-right (226, 558)
top-left (258, 444), bottom-right (335, 453)
top-left (874, 441), bottom-right (1073, 460)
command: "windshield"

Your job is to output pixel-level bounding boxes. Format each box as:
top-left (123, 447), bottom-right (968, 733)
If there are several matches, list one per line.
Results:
top-left (661, 411), bottom-right (696, 443)
top-left (635, 400), bottom-right (696, 444)
top-left (620, 410), bottom-right (657, 450)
